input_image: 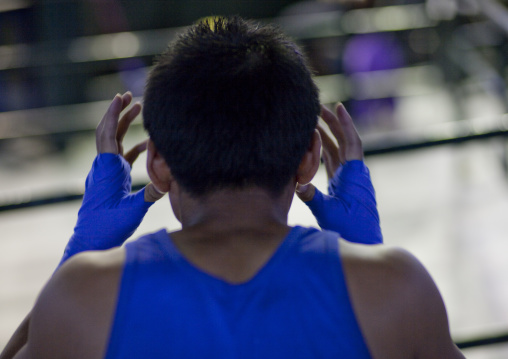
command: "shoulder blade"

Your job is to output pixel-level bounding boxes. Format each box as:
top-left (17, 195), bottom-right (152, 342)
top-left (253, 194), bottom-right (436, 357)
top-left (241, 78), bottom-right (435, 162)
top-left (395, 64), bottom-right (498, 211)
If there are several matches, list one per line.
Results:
top-left (339, 240), bottom-right (464, 359)
top-left (25, 248), bottom-right (125, 359)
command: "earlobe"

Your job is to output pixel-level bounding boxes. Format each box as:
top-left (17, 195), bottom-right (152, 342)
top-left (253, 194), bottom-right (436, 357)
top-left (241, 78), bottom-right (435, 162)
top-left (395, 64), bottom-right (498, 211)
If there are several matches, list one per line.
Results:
top-left (296, 129), bottom-right (321, 185)
top-left (146, 140), bottom-right (173, 193)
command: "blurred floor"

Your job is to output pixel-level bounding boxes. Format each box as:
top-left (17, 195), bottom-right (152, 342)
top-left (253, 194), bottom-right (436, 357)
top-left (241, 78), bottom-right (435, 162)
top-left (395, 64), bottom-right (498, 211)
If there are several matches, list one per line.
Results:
top-left (2, 105), bottom-right (508, 358)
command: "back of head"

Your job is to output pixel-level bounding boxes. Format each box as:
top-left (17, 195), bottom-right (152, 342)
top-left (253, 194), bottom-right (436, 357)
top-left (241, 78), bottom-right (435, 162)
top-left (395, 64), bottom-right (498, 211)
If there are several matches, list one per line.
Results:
top-left (143, 16), bottom-right (320, 198)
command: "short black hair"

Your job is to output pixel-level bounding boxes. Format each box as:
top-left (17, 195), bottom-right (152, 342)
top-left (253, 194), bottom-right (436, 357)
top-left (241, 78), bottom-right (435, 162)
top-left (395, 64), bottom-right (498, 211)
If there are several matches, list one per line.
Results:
top-left (143, 16), bottom-right (320, 197)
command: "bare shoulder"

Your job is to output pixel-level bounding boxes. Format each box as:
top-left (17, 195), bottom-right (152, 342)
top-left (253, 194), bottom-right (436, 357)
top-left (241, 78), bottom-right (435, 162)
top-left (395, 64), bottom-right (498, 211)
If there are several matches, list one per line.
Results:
top-left (21, 248), bottom-right (125, 359)
top-left (338, 240), bottom-right (465, 359)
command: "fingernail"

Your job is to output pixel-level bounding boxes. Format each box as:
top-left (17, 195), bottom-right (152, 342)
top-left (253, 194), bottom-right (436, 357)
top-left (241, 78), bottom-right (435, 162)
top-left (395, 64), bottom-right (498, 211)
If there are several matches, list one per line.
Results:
top-left (295, 183), bottom-right (308, 194)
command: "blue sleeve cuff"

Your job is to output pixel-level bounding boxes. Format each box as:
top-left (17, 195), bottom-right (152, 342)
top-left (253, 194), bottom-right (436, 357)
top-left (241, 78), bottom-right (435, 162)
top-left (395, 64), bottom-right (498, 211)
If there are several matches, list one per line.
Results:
top-left (304, 160), bottom-right (383, 245)
top-left (58, 154), bottom-right (153, 268)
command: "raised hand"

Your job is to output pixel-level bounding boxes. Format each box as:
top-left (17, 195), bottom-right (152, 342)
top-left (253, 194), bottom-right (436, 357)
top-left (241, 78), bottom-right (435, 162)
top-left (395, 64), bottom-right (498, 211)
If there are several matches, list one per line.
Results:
top-left (96, 92), bottom-right (164, 202)
top-left (58, 93), bottom-right (165, 267)
top-left (320, 104), bottom-right (363, 171)
top-left (296, 104), bottom-right (382, 245)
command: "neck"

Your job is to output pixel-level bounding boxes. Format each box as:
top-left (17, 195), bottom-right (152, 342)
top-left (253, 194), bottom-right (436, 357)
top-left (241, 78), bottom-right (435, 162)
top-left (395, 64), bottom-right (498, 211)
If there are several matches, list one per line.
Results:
top-left (177, 185), bottom-right (295, 233)
top-left (167, 183), bottom-right (297, 283)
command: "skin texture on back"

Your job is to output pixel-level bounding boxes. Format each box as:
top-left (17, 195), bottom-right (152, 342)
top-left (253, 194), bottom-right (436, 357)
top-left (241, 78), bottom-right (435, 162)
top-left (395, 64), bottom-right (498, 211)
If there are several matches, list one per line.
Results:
top-left (15, 249), bottom-right (125, 359)
top-left (339, 240), bottom-right (465, 359)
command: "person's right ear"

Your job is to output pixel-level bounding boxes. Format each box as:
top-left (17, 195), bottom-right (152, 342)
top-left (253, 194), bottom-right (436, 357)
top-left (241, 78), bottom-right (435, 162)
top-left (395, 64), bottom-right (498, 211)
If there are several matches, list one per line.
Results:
top-left (146, 140), bottom-right (173, 193)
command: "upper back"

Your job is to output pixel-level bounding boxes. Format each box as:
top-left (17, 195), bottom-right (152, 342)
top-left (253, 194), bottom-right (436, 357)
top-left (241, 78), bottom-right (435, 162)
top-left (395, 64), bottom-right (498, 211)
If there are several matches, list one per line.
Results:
top-left (21, 228), bottom-right (464, 359)
top-left (104, 227), bottom-right (371, 359)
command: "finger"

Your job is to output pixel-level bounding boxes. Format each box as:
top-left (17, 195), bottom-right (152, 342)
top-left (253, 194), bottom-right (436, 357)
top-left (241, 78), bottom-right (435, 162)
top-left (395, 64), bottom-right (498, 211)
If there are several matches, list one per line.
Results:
top-left (116, 102), bottom-right (142, 152)
top-left (317, 124), bottom-right (343, 172)
top-left (123, 140), bottom-right (148, 166)
top-left (321, 148), bottom-right (334, 180)
top-left (295, 182), bottom-right (316, 202)
top-left (320, 105), bottom-right (347, 163)
top-left (144, 183), bottom-right (166, 202)
top-left (115, 92), bottom-right (134, 142)
top-left (120, 91), bottom-right (133, 110)
top-left (96, 94), bottom-right (123, 154)
top-left (335, 103), bottom-right (363, 161)
top-left (115, 92), bottom-right (135, 153)
top-left (316, 124), bottom-right (337, 153)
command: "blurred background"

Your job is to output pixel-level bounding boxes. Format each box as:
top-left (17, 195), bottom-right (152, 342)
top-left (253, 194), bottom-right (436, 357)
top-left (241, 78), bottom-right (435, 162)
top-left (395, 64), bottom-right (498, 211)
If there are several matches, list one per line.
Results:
top-left (1, 0), bottom-right (508, 357)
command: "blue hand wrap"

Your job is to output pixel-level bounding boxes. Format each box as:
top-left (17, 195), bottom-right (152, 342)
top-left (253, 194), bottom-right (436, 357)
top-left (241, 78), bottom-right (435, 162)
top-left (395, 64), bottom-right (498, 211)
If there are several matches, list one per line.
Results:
top-left (304, 160), bottom-right (382, 245)
top-left (58, 154), bottom-right (152, 267)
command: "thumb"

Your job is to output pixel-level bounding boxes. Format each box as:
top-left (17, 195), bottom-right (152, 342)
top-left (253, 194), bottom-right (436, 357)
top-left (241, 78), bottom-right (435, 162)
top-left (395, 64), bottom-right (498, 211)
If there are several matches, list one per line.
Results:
top-left (295, 183), bottom-right (316, 202)
top-left (144, 182), bottom-right (166, 203)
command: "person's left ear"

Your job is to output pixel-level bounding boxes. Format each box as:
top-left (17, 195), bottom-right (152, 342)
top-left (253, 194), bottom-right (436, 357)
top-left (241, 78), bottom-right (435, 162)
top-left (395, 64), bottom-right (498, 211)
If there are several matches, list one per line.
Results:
top-left (296, 129), bottom-right (321, 185)
top-left (146, 139), bottom-right (173, 193)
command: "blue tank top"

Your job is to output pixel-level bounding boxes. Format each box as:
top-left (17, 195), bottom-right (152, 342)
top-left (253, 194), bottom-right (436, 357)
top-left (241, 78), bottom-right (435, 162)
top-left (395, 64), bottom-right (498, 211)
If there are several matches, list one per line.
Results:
top-left (105, 226), bottom-right (371, 358)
